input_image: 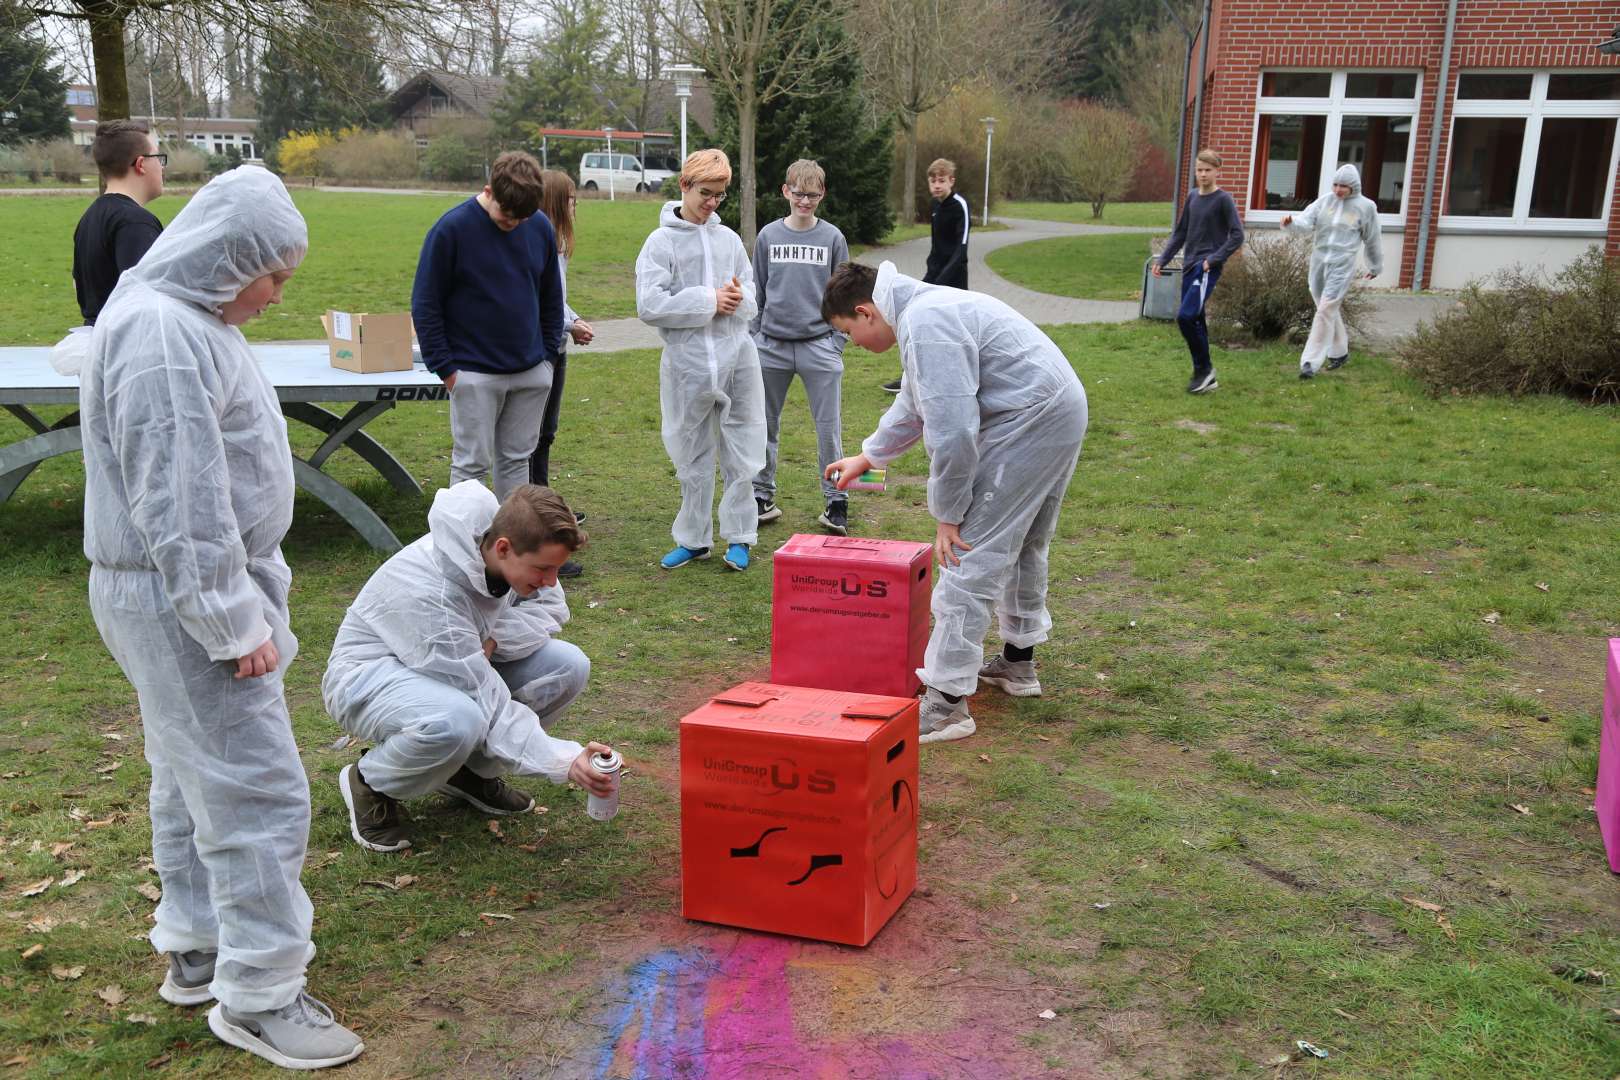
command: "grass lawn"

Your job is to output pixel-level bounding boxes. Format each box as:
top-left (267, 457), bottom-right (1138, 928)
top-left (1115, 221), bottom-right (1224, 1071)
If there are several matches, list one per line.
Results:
top-left (1001, 200), bottom-right (1175, 230)
top-left (987, 233), bottom-right (1156, 301)
top-left (0, 191), bottom-right (939, 346)
top-left (3, 316), bottom-right (1620, 1076)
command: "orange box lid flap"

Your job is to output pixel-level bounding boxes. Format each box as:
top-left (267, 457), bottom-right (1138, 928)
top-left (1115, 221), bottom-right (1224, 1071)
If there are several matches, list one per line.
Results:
top-left (710, 687), bottom-right (782, 708)
top-left (841, 702), bottom-right (911, 722)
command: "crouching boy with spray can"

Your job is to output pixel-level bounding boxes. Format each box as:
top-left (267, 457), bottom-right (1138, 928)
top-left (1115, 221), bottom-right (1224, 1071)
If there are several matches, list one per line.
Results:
top-left (823, 261), bottom-right (1088, 744)
top-left (323, 481), bottom-right (618, 851)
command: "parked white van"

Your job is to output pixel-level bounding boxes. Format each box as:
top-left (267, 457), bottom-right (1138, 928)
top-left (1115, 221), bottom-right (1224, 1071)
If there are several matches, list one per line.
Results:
top-left (580, 152), bottom-right (675, 193)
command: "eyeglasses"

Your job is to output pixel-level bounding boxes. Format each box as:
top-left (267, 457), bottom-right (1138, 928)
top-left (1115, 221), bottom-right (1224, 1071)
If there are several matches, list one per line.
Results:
top-left (788, 190), bottom-right (824, 203)
top-left (696, 186), bottom-right (728, 204)
top-left (135, 153), bottom-right (168, 167)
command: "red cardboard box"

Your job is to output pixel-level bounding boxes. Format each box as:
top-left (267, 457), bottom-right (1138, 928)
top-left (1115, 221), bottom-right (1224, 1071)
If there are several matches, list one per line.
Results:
top-left (771, 534), bottom-right (932, 698)
top-left (680, 682), bottom-right (919, 946)
top-left (1596, 639), bottom-right (1620, 872)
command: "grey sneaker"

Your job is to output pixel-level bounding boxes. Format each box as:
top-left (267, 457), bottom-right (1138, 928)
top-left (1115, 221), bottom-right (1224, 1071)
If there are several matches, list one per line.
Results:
top-left (978, 654), bottom-right (1042, 697)
top-left (918, 687), bottom-right (976, 744)
top-left (158, 948), bottom-right (216, 1006)
top-left (339, 763), bottom-right (411, 853)
top-left (208, 991), bottom-right (364, 1070)
top-left (1325, 353), bottom-right (1349, 371)
top-left (438, 766), bottom-right (534, 815)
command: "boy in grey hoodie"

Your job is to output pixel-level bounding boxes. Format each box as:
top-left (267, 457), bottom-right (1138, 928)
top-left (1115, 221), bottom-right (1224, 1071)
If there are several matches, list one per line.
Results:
top-left (750, 159), bottom-right (852, 534)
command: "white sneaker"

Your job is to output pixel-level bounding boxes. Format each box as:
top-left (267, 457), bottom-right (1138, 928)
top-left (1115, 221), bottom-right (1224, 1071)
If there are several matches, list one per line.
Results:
top-left (918, 688), bottom-right (976, 744)
top-left (978, 654), bottom-right (1042, 697)
top-left (158, 949), bottom-right (216, 1006)
top-left (209, 992), bottom-right (364, 1070)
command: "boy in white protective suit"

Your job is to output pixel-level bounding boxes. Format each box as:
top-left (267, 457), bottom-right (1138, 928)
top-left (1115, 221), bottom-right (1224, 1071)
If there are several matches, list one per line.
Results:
top-left (822, 261), bottom-right (1089, 744)
top-left (635, 148), bottom-right (766, 572)
top-left (81, 166), bottom-right (365, 1070)
top-left (324, 481), bottom-right (616, 853)
top-left (1282, 163), bottom-right (1383, 379)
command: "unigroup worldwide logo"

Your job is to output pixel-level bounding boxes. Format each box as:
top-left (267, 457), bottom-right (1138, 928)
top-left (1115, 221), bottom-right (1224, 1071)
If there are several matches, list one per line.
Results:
top-left (787, 573), bottom-right (889, 599)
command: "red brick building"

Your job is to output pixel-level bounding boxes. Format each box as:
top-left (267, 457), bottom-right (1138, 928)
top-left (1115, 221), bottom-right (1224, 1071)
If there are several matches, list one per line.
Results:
top-left (1182, 1), bottom-right (1620, 288)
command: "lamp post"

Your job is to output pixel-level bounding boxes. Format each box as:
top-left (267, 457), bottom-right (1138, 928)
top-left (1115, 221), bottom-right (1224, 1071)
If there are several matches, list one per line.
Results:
top-left (666, 64), bottom-right (705, 163)
top-left (980, 117), bottom-right (997, 227)
top-left (604, 126), bottom-right (615, 202)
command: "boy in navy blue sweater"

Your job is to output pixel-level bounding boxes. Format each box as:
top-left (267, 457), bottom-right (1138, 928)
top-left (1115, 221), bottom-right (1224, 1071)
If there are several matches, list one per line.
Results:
top-left (412, 151), bottom-right (565, 499)
top-left (1154, 148), bottom-right (1244, 395)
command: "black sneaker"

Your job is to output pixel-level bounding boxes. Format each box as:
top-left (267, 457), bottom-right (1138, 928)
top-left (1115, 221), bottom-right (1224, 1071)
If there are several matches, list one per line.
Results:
top-left (756, 498), bottom-right (782, 523)
top-left (1325, 354), bottom-right (1349, 371)
top-left (558, 560), bottom-right (584, 578)
top-left (881, 377), bottom-right (902, 393)
top-left (573, 511), bottom-right (587, 525)
top-left (818, 500), bottom-right (849, 535)
top-left (338, 763), bottom-right (411, 853)
top-left (438, 766), bottom-right (535, 815)
top-left (1299, 366), bottom-right (1315, 380)
top-left (1188, 370), bottom-right (1218, 394)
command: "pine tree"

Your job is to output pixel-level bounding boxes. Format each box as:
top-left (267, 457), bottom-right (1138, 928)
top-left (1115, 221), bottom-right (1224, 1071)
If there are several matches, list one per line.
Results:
top-left (256, 14), bottom-right (389, 144)
top-left (710, 2), bottom-right (892, 245)
top-left (0, 4), bottom-right (70, 146)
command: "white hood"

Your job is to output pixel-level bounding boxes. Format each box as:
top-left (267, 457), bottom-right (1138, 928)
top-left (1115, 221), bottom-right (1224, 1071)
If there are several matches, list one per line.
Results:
top-left (427, 480), bottom-right (503, 599)
top-left (123, 165), bottom-right (307, 315)
top-left (1333, 163), bottom-right (1363, 197)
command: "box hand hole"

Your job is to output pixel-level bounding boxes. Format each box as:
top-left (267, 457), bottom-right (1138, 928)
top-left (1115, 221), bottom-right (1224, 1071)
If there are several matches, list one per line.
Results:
top-left (886, 739), bottom-right (905, 763)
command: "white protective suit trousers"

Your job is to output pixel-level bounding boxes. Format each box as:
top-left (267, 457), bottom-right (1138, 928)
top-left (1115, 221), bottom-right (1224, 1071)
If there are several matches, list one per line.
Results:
top-left (335, 639), bottom-right (590, 799)
top-left (89, 566), bottom-right (315, 1014)
top-left (661, 354), bottom-right (766, 550)
top-left (922, 383), bottom-right (1088, 697)
top-left (449, 363), bottom-right (555, 501)
top-left (754, 333), bottom-right (845, 504)
top-left (1300, 255), bottom-right (1353, 371)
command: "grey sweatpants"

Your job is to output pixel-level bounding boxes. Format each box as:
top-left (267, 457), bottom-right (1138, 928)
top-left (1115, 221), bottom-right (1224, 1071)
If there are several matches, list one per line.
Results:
top-left (449, 363), bottom-right (555, 501)
top-left (752, 332), bottom-right (846, 504)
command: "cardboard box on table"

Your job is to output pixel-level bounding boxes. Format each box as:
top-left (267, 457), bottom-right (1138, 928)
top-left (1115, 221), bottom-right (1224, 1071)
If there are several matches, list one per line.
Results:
top-left (322, 310), bottom-right (414, 373)
top-left (771, 534), bottom-right (932, 698)
top-left (680, 682), bottom-right (919, 946)
top-left (1595, 639), bottom-right (1620, 871)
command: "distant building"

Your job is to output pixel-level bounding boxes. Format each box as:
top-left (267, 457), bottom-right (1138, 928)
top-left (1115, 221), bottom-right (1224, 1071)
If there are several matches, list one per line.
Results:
top-left (66, 84), bottom-right (262, 162)
top-left (1180, 1), bottom-right (1620, 289)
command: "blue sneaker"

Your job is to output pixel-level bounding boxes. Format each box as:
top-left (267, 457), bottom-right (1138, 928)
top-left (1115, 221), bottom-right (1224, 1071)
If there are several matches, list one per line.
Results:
top-left (723, 543), bottom-right (750, 571)
top-left (660, 545), bottom-right (710, 570)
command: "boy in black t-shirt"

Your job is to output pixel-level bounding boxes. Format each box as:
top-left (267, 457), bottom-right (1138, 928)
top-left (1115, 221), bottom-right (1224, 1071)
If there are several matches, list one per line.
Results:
top-left (73, 120), bottom-right (166, 325)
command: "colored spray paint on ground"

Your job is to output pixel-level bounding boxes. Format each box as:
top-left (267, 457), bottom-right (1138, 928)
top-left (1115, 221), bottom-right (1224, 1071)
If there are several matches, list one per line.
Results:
top-left (597, 935), bottom-right (1019, 1079)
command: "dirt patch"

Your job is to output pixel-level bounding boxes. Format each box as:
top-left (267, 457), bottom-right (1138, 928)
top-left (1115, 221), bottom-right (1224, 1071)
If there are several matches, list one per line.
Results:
top-left (1348, 909), bottom-right (1414, 951)
top-left (1171, 419), bottom-right (1218, 436)
top-left (1496, 627), bottom-right (1606, 719)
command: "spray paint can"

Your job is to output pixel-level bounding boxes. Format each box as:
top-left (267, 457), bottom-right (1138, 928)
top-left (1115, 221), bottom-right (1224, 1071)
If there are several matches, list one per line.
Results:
top-left (832, 468), bottom-right (887, 492)
top-left (586, 749), bottom-right (622, 822)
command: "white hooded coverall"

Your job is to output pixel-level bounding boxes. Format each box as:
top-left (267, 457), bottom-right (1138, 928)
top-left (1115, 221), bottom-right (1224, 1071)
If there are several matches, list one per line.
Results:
top-left (635, 201), bottom-right (766, 551)
top-left (859, 262), bottom-right (1089, 697)
top-left (1285, 163), bottom-right (1383, 371)
top-left (80, 166), bottom-right (314, 1013)
top-left (322, 481), bottom-right (590, 796)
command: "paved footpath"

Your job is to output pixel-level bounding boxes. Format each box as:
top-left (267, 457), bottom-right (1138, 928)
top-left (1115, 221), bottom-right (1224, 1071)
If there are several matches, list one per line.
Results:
top-left (582, 214), bottom-right (1455, 351)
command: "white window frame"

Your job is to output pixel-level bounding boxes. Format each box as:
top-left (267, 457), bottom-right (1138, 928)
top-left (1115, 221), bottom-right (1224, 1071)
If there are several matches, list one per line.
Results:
top-left (1441, 70), bottom-right (1620, 233)
top-left (1248, 69), bottom-right (1422, 227)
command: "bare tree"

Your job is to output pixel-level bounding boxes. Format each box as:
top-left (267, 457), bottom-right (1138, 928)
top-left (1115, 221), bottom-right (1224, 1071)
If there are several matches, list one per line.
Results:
top-left (665, 0), bottom-right (854, 245)
top-left (852, 0), bottom-right (1073, 222)
top-left (1103, 12), bottom-right (1189, 161)
top-left (1061, 101), bottom-right (1138, 219)
top-left (24, 0), bottom-right (454, 121)
top-left (606, 0), bottom-right (668, 132)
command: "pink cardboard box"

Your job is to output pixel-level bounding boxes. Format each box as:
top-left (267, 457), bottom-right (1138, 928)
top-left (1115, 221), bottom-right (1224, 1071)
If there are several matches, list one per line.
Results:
top-left (1597, 639), bottom-right (1620, 872)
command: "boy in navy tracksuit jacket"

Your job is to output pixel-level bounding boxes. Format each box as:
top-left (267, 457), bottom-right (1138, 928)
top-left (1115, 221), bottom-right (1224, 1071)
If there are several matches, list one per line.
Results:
top-left (412, 150), bottom-right (565, 499)
top-left (1154, 148), bottom-right (1244, 395)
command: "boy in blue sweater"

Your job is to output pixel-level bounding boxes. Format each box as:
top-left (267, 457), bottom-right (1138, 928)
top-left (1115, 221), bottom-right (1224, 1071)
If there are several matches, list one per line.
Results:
top-left (1154, 149), bottom-right (1244, 395)
top-left (412, 151), bottom-right (565, 498)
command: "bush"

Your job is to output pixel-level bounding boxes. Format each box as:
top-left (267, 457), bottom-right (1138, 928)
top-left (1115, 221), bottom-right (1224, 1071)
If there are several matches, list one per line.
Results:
top-left (0, 139), bottom-right (52, 181)
top-left (277, 131), bottom-right (335, 181)
top-left (1399, 248), bottom-right (1620, 401)
top-left (1057, 102), bottom-right (1138, 219)
top-left (658, 174), bottom-right (680, 200)
top-left (164, 145), bottom-right (210, 181)
top-left (44, 138), bottom-right (87, 182)
top-left (1207, 233), bottom-right (1368, 343)
top-left (323, 128), bottom-right (418, 182)
top-left (420, 134), bottom-right (483, 183)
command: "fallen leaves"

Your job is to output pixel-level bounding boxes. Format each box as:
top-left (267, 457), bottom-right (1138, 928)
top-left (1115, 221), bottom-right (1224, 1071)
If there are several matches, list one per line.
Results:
top-left (361, 875), bottom-right (417, 891)
top-left (487, 820), bottom-right (505, 841)
top-left (50, 965), bottom-right (84, 981)
top-left (93, 760), bottom-right (123, 775)
top-left (1481, 611), bottom-right (1501, 624)
top-left (1534, 581), bottom-right (1550, 592)
top-left (18, 878), bottom-right (52, 898)
top-left (1037, 1008), bottom-right (1056, 1020)
top-left (125, 1013), bottom-right (158, 1025)
top-left (57, 870), bottom-right (84, 890)
top-left (1507, 803), bottom-right (1533, 816)
top-left (1402, 896), bottom-right (1456, 941)
top-left (96, 984), bottom-right (127, 1006)
top-left (19, 943), bottom-right (43, 960)
top-left (977, 754), bottom-right (992, 764)
top-left (135, 883), bottom-right (161, 903)
top-left (25, 916), bottom-right (57, 934)
top-left (49, 842), bottom-right (74, 859)
top-left (478, 912), bottom-right (513, 923)
top-left (1553, 963), bottom-right (1607, 985)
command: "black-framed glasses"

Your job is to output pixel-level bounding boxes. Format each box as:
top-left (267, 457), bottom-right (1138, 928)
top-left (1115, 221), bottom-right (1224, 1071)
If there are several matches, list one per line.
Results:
top-left (135, 153), bottom-right (168, 167)
top-left (788, 189), bottom-right (824, 203)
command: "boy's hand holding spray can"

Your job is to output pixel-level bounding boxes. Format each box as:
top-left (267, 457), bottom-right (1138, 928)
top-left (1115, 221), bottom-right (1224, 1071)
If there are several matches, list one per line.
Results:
top-left (570, 742), bottom-right (622, 822)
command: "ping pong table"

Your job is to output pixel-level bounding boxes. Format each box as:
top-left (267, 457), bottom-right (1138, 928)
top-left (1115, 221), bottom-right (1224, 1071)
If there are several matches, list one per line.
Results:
top-left (0, 344), bottom-right (447, 552)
